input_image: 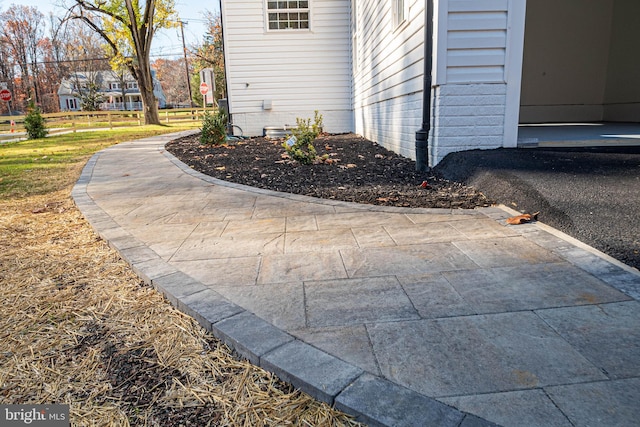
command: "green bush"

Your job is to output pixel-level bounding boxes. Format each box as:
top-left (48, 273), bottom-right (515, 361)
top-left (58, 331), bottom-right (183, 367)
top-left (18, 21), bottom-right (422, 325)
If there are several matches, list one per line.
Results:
top-left (24, 102), bottom-right (48, 140)
top-left (283, 110), bottom-right (323, 165)
top-left (200, 109), bottom-right (227, 145)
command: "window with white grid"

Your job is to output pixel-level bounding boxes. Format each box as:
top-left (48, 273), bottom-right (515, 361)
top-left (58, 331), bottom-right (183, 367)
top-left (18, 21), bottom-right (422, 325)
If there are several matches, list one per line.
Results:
top-left (266, 1), bottom-right (310, 30)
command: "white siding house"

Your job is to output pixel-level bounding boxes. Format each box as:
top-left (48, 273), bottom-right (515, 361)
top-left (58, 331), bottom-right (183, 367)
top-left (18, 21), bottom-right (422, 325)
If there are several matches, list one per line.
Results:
top-left (428, 0), bottom-right (525, 165)
top-left (220, 0), bottom-right (353, 135)
top-left (58, 70), bottom-right (167, 112)
top-left (352, 0), bottom-right (427, 160)
top-left (221, 0), bottom-right (639, 166)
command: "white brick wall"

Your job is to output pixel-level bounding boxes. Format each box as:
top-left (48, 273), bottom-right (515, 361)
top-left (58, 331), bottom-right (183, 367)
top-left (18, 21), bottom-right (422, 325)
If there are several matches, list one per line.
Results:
top-left (355, 92), bottom-right (423, 160)
top-left (429, 83), bottom-right (507, 166)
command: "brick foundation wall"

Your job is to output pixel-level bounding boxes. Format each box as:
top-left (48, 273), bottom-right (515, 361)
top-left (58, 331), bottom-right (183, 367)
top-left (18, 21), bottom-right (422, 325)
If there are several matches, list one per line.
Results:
top-left (429, 83), bottom-right (507, 166)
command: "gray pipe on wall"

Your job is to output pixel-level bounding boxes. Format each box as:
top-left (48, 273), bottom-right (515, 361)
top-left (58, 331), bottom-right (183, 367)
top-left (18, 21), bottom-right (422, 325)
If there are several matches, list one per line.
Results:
top-left (415, 0), bottom-right (434, 172)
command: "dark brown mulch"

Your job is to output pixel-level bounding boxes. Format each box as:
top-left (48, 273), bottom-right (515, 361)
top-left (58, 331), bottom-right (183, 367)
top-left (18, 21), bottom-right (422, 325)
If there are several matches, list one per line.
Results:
top-left (165, 133), bottom-right (493, 209)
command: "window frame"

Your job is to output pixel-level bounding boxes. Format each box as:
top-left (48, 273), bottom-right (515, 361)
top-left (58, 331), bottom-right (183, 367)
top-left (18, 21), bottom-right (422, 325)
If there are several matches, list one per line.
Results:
top-left (392, 0), bottom-right (409, 30)
top-left (265, 0), bottom-right (311, 32)
top-left (66, 98), bottom-right (78, 110)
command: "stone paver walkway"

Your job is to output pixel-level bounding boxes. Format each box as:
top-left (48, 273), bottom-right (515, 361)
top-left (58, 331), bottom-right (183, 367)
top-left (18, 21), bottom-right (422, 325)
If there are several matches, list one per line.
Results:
top-left (73, 132), bottom-right (640, 427)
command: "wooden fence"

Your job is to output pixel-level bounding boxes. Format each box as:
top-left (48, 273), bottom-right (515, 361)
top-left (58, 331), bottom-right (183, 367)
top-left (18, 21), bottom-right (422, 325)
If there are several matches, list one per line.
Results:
top-left (0, 108), bottom-right (214, 139)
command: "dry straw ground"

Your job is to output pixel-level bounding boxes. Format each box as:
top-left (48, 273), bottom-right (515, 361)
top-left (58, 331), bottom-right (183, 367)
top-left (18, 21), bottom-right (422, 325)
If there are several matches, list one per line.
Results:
top-left (0, 171), bottom-right (361, 426)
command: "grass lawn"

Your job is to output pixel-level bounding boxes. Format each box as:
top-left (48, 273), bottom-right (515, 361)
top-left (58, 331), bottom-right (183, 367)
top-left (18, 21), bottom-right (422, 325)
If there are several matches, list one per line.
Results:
top-left (0, 126), bottom-right (361, 426)
top-left (0, 125), bottom-right (199, 198)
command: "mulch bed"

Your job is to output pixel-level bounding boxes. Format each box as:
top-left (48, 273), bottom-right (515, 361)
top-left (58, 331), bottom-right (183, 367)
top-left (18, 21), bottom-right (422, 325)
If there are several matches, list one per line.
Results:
top-left (166, 133), bottom-right (494, 209)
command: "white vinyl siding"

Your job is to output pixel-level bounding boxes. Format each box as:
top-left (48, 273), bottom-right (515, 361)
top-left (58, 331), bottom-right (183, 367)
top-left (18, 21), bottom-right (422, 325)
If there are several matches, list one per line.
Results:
top-left (222, 0), bottom-right (528, 164)
top-left (436, 0), bottom-right (509, 84)
top-left (429, 0), bottom-right (526, 165)
top-left (352, 0), bottom-right (425, 158)
top-left (222, 0), bottom-right (352, 135)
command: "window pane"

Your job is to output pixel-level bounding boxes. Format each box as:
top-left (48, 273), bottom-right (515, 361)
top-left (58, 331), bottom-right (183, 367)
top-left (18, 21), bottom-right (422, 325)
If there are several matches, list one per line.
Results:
top-left (267, 0), bottom-right (309, 30)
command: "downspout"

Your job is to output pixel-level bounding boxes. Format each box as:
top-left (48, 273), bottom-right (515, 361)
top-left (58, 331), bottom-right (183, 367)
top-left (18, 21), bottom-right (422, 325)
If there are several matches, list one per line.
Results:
top-left (415, 0), bottom-right (434, 172)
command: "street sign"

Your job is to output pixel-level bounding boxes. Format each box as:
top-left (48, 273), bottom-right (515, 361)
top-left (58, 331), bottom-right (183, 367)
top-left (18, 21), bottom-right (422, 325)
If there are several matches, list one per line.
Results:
top-left (0, 89), bottom-right (11, 102)
top-left (199, 68), bottom-right (215, 107)
top-left (199, 82), bottom-right (209, 95)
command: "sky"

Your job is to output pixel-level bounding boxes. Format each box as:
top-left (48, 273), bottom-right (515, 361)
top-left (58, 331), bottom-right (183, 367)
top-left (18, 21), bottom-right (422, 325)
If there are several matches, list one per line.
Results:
top-left (3, 0), bottom-right (219, 58)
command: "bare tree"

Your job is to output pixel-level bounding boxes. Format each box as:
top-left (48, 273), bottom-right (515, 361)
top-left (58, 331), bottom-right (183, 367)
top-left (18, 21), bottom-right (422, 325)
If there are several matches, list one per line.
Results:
top-left (0, 5), bottom-right (46, 107)
top-left (153, 58), bottom-right (189, 107)
top-left (0, 39), bottom-right (17, 114)
top-left (58, 21), bottom-right (109, 110)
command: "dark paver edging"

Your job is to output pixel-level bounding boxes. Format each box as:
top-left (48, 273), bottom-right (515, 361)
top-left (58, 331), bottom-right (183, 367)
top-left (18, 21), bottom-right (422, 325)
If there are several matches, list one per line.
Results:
top-left (72, 134), bottom-right (503, 426)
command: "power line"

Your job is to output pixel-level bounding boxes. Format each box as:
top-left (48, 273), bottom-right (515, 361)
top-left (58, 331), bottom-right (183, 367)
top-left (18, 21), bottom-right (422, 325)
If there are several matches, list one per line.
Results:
top-left (4, 50), bottom-right (198, 68)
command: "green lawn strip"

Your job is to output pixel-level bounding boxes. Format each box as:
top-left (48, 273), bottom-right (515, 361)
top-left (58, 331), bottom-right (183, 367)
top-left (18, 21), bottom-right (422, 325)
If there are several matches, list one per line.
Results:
top-left (0, 124), bottom-right (198, 198)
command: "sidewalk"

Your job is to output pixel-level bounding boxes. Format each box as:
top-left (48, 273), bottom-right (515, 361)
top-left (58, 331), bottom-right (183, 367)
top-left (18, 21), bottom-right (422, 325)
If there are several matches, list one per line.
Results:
top-left (72, 131), bottom-right (640, 427)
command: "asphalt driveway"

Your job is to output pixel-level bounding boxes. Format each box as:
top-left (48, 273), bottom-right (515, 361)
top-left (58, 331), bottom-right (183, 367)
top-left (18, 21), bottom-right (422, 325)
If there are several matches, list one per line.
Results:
top-left (435, 145), bottom-right (640, 270)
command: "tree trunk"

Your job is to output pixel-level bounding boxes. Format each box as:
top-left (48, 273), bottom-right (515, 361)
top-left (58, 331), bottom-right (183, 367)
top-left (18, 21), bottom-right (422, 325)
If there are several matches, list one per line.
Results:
top-left (135, 59), bottom-right (160, 125)
top-left (140, 87), bottom-right (159, 125)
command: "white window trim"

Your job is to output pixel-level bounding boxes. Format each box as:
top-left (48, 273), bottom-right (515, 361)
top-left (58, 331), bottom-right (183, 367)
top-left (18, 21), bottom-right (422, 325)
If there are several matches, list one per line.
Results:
top-left (265, 0), bottom-right (311, 32)
top-left (392, 0), bottom-right (409, 31)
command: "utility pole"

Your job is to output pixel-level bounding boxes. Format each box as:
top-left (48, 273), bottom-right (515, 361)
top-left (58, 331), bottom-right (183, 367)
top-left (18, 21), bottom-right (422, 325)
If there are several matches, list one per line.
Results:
top-left (179, 20), bottom-right (194, 107)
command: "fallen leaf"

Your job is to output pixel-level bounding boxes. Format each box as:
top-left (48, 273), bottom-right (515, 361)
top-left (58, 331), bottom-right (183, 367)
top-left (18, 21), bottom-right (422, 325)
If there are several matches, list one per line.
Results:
top-left (506, 212), bottom-right (539, 225)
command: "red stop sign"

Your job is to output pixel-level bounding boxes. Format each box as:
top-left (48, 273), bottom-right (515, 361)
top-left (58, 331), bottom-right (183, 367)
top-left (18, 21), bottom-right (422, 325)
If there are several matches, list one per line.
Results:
top-left (0, 89), bottom-right (11, 102)
top-left (199, 82), bottom-right (209, 95)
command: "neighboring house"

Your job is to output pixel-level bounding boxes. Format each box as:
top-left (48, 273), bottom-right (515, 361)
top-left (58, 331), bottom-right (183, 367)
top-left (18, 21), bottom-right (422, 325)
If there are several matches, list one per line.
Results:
top-left (220, 0), bottom-right (640, 167)
top-left (58, 70), bottom-right (167, 112)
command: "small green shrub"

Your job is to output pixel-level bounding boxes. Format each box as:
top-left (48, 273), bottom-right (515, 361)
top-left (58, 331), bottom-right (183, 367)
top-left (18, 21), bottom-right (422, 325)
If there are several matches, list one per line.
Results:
top-left (283, 110), bottom-right (323, 165)
top-left (200, 109), bottom-right (227, 145)
top-left (24, 102), bottom-right (48, 140)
